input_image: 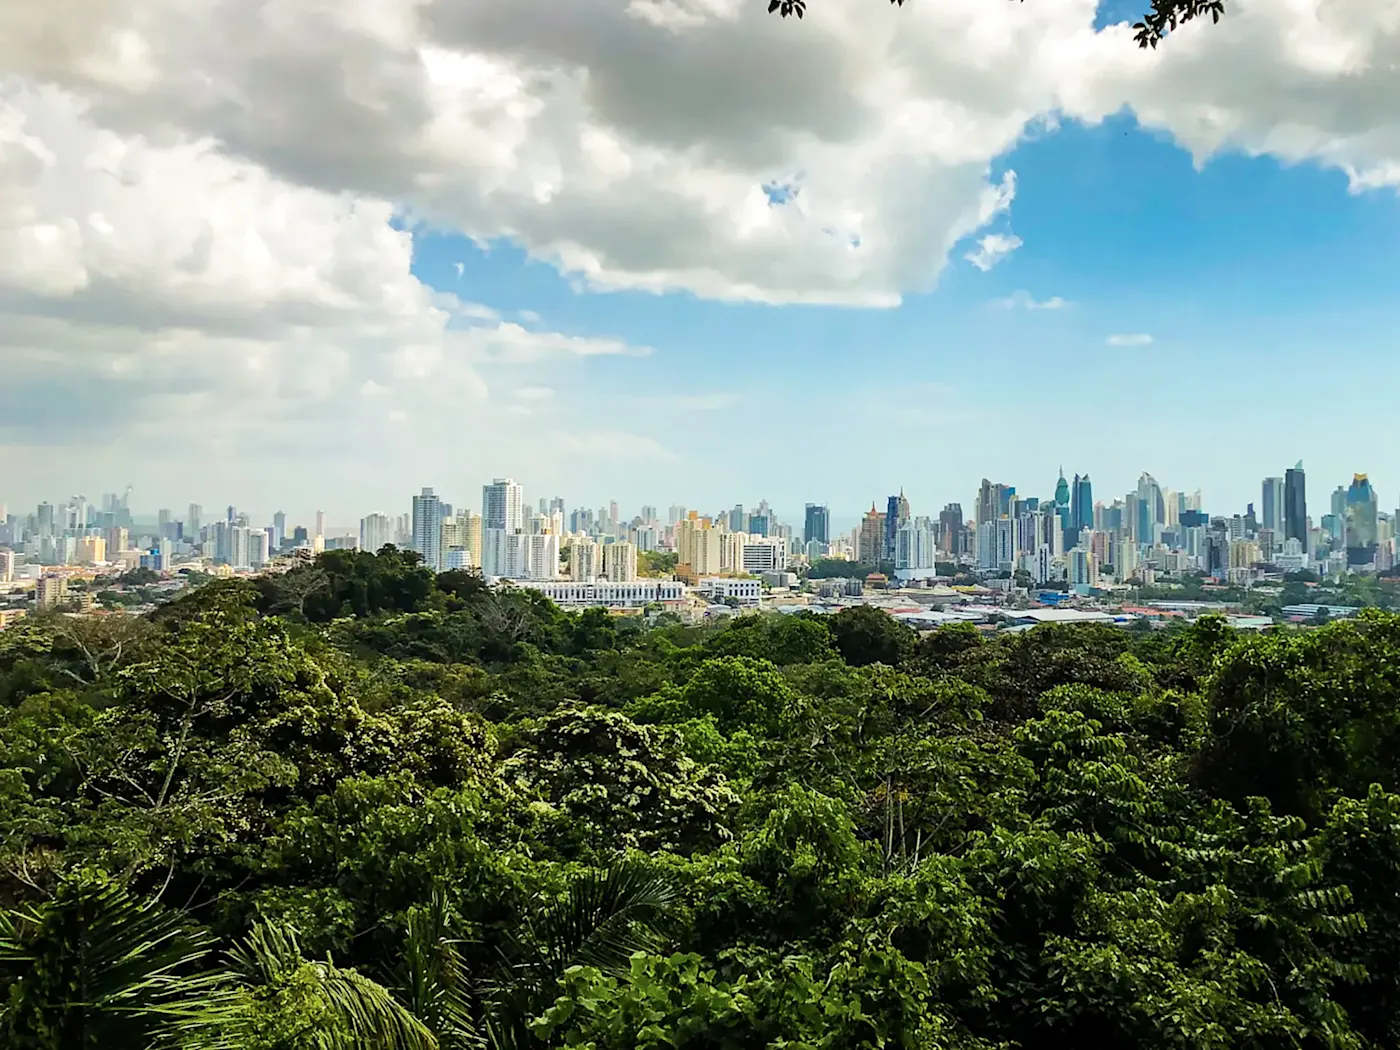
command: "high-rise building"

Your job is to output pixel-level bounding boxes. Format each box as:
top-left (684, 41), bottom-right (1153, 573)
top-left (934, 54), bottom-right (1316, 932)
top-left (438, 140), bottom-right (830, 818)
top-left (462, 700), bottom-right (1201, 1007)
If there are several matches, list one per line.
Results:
top-left (1261, 477), bottom-right (1284, 534)
top-left (271, 511), bottom-right (286, 551)
top-left (411, 488), bottom-right (444, 571)
top-left (939, 503), bottom-right (964, 555)
top-left (884, 490), bottom-right (910, 563)
top-left (1345, 473), bottom-right (1379, 566)
top-left (604, 541), bottom-right (638, 582)
top-left (803, 504), bottom-right (830, 546)
top-left (676, 515), bottom-right (722, 575)
top-left (1284, 462), bottom-right (1307, 544)
top-left (0, 548), bottom-right (12, 583)
top-left (483, 479), bottom-right (524, 532)
top-left (894, 517), bottom-right (938, 576)
top-left (1054, 469), bottom-right (1071, 534)
top-left (360, 513), bottom-right (394, 554)
top-left (1067, 474), bottom-right (1093, 549)
top-left (315, 510), bottom-right (326, 542)
top-left (858, 505), bottom-right (887, 566)
top-left (570, 538), bottom-right (601, 582)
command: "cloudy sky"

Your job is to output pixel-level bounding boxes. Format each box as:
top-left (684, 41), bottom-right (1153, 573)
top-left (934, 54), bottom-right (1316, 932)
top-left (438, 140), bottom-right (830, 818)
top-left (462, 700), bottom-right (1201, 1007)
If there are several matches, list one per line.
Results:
top-left (3, 0), bottom-right (1398, 529)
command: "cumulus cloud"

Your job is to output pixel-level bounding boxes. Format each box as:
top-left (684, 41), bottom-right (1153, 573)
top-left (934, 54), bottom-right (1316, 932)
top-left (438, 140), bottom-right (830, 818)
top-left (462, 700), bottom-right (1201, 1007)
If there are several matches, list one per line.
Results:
top-left (1106, 333), bottom-right (1154, 347)
top-left (7, 0), bottom-right (1400, 506)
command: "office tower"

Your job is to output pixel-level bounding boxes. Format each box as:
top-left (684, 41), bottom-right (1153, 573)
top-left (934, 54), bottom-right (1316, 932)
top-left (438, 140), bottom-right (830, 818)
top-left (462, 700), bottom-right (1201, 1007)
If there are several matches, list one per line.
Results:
top-left (884, 490), bottom-right (910, 562)
top-left (483, 479), bottom-right (524, 532)
top-left (728, 504), bottom-right (746, 533)
top-left (539, 498), bottom-right (549, 515)
top-left (411, 488), bottom-right (444, 571)
top-left (858, 504), bottom-right (887, 566)
top-left (995, 517), bottom-right (1016, 572)
top-left (0, 548), bottom-right (12, 584)
top-left (1068, 548), bottom-right (1098, 587)
top-left (1261, 477), bottom-right (1284, 533)
top-left (938, 503), bottom-right (964, 554)
top-left (668, 505), bottom-right (687, 526)
top-left (571, 538), bottom-right (601, 582)
top-left (1136, 473), bottom-right (1164, 541)
top-left (1067, 473), bottom-right (1092, 548)
top-left (271, 511), bottom-right (286, 551)
top-left (608, 501), bottom-right (619, 536)
top-left (1345, 473), bottom-right (1379, 566)
top-left (603, 541), bottom-right (638, 582)
top-left (1284, 462), bottom-right (1307, 543)
top-left (976, 479), bottom-right (1000, 528)
top-left (314, 510), bottom-right (326, 541)
top-left (360, 513), bottom-right (394, 554)
top-left (803, 504), bottom-right (830, 546)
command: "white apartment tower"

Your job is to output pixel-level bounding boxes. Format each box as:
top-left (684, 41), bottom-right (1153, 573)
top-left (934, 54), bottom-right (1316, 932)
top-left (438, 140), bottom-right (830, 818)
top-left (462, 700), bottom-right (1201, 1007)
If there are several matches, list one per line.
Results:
top-left (603, 541), bottom-right (638, 582)
top-left (483, 479), bottom-right (524, 533)
top-left (571, 539), bottom-right (601, 582)
top-left (411, 488), bottom-right (444, 571)
top-left (360, 513), bottom-right (394, 554)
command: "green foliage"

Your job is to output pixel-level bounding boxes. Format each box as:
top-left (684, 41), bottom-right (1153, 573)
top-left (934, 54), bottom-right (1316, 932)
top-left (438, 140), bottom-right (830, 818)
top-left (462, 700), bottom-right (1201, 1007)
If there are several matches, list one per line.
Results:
top-left (826, 605), bottom-right (915, 667)
top-left (9, 577), bottom-right (1400, 1050)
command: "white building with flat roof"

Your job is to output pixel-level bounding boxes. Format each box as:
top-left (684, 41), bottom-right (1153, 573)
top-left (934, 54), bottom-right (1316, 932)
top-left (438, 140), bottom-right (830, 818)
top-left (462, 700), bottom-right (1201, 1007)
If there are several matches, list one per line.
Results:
top-left (516, 579), bottom-right (685, 608)
top-left (696, 577), bottom-right (761, 606)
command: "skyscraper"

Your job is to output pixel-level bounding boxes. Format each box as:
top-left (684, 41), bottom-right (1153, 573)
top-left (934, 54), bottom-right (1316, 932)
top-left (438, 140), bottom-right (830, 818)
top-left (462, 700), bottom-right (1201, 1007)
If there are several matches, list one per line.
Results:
top-left (272, 511), bottom-right (286, 551)
top-left (858, 504), bottom-right (887, 566)
top-left (1284, 462), bottom-right (1307, 544)
top-left (482, 479), bottom-right (524, 532)
top-left (1261, 477), bottom-right (1284, 534)
top-left (1345, 473), bottom-right (1378, 566)
top-left (1054, 469), bottom-right (1071, 541)
top-left (412, 488), bottom-right (443, 571)
top-left (803, 504), bottom-right (830, 546)
top-left (360, 513), bottom-right (394, 554)
top-left (884, 490), bottom-right (910, 563)
top-left (188, 504), bottom-right (203, 538)
top-left (1068, 473), bottom-right (1093, 549)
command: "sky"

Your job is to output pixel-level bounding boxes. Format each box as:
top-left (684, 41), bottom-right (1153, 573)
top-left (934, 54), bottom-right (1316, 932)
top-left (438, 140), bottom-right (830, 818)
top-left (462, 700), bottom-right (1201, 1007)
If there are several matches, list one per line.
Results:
top-left (3, 0), bottom-right (1400, 530)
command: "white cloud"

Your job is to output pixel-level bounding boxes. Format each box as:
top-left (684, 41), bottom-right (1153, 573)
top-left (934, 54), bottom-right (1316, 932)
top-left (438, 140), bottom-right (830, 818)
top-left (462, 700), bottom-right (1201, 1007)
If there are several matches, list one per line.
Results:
top-left (514, 385), bottom-right (555, 400)
top-left (965, 232), bottom-right (1024, 272)
top-left (993, 290), bottom-right (1068, 309)
top-left (1106, 333), bottom-right (1154, 347)
top-left (9, 0), bottom-right (1400, 506)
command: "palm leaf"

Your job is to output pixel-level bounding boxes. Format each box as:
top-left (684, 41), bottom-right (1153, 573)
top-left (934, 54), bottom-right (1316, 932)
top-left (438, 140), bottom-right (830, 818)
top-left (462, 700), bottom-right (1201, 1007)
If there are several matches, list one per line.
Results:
top-left (170, 921), bottom-right (439, 1050)
top-left (396, 890), bottom-right (480, 1049)
top-left (484, 862), bottom-right (674, 1050)
top-left (0, 873), bottom-right (225, 1048)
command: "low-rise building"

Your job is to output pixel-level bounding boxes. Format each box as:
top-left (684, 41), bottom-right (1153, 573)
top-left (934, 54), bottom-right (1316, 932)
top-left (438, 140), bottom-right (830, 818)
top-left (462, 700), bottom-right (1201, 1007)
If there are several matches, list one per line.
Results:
top-left (515, 579), bottom-right (685, 609)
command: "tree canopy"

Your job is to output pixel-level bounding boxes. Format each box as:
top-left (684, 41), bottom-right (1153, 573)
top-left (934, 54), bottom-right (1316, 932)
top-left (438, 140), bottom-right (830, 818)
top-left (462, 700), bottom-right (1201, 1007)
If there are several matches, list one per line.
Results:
top-left (5, 548), bottom-right (1400, 1049)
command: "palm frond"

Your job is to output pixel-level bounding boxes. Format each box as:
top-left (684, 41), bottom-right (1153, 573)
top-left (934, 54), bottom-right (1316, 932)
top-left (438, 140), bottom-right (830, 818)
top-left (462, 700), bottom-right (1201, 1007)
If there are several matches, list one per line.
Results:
top-left (398, 890), bottom-right (480, 1048)
top-left (533, 862), bottom-right (675, 977)
top-left (0, 872), bottom-right (225, 1045)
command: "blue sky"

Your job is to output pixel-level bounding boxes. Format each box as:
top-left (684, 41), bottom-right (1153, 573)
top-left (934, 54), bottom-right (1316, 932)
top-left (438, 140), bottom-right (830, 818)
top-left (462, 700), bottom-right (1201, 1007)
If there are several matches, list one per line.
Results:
top-left (410, 109), bottom-right (1400, 530)
top-left (5, 0), bottom-right (1399, 530)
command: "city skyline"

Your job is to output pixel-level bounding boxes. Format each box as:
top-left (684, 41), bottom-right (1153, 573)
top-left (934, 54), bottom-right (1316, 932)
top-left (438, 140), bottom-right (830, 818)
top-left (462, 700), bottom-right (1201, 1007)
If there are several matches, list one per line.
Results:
top-left (9, 462), bottom-right (1397, 539)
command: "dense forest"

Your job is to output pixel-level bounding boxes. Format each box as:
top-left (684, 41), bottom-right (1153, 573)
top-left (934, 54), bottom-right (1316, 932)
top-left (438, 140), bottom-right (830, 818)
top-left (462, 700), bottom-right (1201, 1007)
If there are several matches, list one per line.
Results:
top-left (6, 547), bottom-right (1400, 1049)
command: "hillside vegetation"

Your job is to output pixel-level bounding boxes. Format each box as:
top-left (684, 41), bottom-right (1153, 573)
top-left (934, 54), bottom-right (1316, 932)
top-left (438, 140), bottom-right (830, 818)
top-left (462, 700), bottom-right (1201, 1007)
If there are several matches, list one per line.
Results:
top-left (6, 549), bottom-right (1400, 1049)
